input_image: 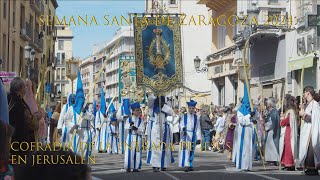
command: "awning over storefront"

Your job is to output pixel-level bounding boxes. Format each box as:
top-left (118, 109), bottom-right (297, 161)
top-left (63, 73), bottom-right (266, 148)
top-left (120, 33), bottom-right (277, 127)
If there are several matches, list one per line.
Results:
top-left (288, 53), bottom-right (314, 71)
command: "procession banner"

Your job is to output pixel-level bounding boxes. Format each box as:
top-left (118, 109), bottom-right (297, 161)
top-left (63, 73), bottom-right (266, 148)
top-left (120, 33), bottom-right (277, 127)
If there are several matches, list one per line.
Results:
top-left (118, 55), bottom-right (145, 103)
top-left (133, 16), bottom-right (183, 93)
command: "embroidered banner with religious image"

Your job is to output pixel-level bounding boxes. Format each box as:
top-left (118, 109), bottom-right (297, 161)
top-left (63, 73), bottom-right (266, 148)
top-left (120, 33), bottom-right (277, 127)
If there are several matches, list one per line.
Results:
top-left (118, 55), bottom-right (145, 103)
top-left (133, 16), bottom-right (183, 93)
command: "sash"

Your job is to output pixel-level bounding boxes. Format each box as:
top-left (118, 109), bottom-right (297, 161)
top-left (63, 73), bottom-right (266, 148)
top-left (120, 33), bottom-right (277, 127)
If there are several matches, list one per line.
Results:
top-left (73, 109), bottom-right (78, 153)
top-left (110, 125), bottom-right (113, 154)
top-left (97, 113), bottom-right (101, 151)
top-left (189, 114), bottom-right (197, 167)
top-left (129, 116), bottom-right (142, 169)
top-left (121, 106), bottom-right (125, 154)
top-left (146, 120), bottom-right (154, 164)
top-left (85, 120), bottom-right (92, 160)
top-left (182, 114), bottom-right (197, 167)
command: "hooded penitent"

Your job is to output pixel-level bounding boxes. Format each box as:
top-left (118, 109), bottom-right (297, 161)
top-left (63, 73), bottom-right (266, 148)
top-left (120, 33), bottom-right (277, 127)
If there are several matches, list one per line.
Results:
top-left (24, 79), bottom-right (38, 114)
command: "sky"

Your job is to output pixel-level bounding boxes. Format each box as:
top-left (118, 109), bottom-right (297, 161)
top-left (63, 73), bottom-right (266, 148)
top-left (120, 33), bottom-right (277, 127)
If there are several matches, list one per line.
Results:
top-left (56, 0), bottom-right (145, 59)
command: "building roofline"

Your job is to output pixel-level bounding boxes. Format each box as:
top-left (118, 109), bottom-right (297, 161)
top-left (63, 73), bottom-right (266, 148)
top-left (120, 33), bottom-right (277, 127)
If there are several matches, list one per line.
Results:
top-left (56, 36), bottom-right (74, 39)
top-left (80, 60), bottom-right (94, 68)
top-left (51, 0), bottom-right (59, 9)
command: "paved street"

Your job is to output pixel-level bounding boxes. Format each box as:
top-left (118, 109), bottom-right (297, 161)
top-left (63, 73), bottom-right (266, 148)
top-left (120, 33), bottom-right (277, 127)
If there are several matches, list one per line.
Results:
top-left (90, 146), bottom-right (320, 180)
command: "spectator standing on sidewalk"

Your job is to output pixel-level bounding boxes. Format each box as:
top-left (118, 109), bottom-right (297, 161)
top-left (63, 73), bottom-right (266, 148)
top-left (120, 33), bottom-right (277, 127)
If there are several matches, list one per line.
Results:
top-left (199, 105), bottom-right (213, 151)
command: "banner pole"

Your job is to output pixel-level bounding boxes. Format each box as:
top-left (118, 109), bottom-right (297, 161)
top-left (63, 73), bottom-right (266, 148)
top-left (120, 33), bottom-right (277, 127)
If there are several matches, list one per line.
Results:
top-left (243, 39), bottom-right (266, 170)
top-left (69, 39), bottom-right (122, 146)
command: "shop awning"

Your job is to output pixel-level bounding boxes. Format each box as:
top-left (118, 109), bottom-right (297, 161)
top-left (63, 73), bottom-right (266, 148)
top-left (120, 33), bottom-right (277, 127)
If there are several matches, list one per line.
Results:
top-left (288, 54), bottom-right (314, 71)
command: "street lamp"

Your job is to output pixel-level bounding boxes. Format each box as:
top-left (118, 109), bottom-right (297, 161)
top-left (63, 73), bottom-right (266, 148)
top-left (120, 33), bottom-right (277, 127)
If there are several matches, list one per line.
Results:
top-left (193, 56), bottom-right (208, 73)
top-left (66, 57), bottom-right (79, 94)
top-left (194, 56), bottom-right (201, 70)
top-left (24, 45), bottom-right (36, 78)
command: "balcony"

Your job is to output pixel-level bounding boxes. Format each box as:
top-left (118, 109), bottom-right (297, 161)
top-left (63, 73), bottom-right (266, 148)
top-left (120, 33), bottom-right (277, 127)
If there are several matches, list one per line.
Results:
top-left (30, 0), bottom-right (41, 14)
top-left (207, 58), bottom-right (237, 80)
top-left (20, 22), bottom-right (32, 41)
top-left (34, 36), bottom-right (43, 53)
top-left (198, 0), bottom-right (235, 11)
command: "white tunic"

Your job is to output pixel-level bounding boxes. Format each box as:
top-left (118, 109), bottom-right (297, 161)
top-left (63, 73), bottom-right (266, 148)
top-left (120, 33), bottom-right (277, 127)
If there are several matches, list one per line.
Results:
top-left (232, 123), bottom-right (239, 163)
top-left (77, 111), bottom-right (95, 158)
top-left (167, 114), bottom-right (180, 133)
top-left (124, 115), bottom-right (145, 170)
top-left (107, 124), bottom-right (119, 154)
top-left (178, 112), bottom-right (201, 167)
top-left (146, 95), bottom-right (174, 168)
top-left (235, 111), bottom-right (254, 170)
top-left (57, 104), bottom-right (67, 130)
top-left (299, 100), bottom-right (320, 168)
top-left (58, 94), bottom-right (73, 145)
top-left (94, 111), bottom-right (109, 152)
top-left (58, 104), bottom-right (70, 145)
top-left (116, 104), bottom-right (130, 154)
top-left (63, 106), bottom-right (80, 154)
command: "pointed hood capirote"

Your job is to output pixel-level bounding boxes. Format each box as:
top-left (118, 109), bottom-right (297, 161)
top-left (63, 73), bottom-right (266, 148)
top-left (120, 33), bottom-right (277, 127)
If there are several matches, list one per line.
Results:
top-left (122, 98), bottom-right (131, 116)
top-left (74, 70), bottom-right (85, 114)
top-left (100, 89), bottom-right (106, 114)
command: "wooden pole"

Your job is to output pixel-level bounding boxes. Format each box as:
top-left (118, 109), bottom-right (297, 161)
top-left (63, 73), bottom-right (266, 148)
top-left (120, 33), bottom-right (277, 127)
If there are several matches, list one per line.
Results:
top-left (279, 78), bottom-right (286, 171)
top-left (281, 78), bottom-right (286, 114)
top-left (243, 39), bottom-right (266, 170)
top-left (92, 96), bottom-right (117, 146)
top-left (69, 38), bottom-right (122, 145)
top-left (300, 67), bottom-right (305, 129)
top-left (158, 93), bottom-right (162, 143)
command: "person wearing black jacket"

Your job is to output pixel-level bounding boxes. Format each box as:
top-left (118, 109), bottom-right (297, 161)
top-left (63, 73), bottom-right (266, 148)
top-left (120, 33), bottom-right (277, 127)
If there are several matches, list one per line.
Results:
top-left (8, 78), bottom-right (36, 157)
top-left (199, 105), bottom-right (213, 151)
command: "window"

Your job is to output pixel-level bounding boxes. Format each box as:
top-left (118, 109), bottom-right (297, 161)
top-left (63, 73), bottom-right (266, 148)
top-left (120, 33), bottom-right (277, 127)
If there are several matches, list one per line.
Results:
top-left (268, 11), bottom-right (282, 24)
top-left (218, 25), bottom-right (226, 49)
top-left (61, 68), bottom-right (66, 80)
top-left (56, 68), bottom-right (60, 80)
top-left (61, 84), bottom-right (65, 96)
top-left (269, 0), bottom-right (279, 4)
top-left (61, 53), bottom-right (65, 63)
top-left (34, 58), bottom-right (38, 69)
top-left (2, 34), bottom-right (7, 70)
top-left (55, 84), bottom-right (60, 94)
top-left (42, 54), bottom-right (45, 64)
top-left (170, 0), bottom-right (176, 4)
top-left (12, 41), bottom-right (15, 72)
top-left (13, 0), bottom-right (16, 27)
top-left (19, 47), bottom-right (23, 74)
top-left (13, 11), bottom-right (16, 27)
top-left (58, 40), bottom-right (64, 50)
top-left (20, 5), bottom-right (25, 29)
top-left (57, 53), bottom-right (61, 64)
top-left (3, 2), bottom-right (7, 19)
